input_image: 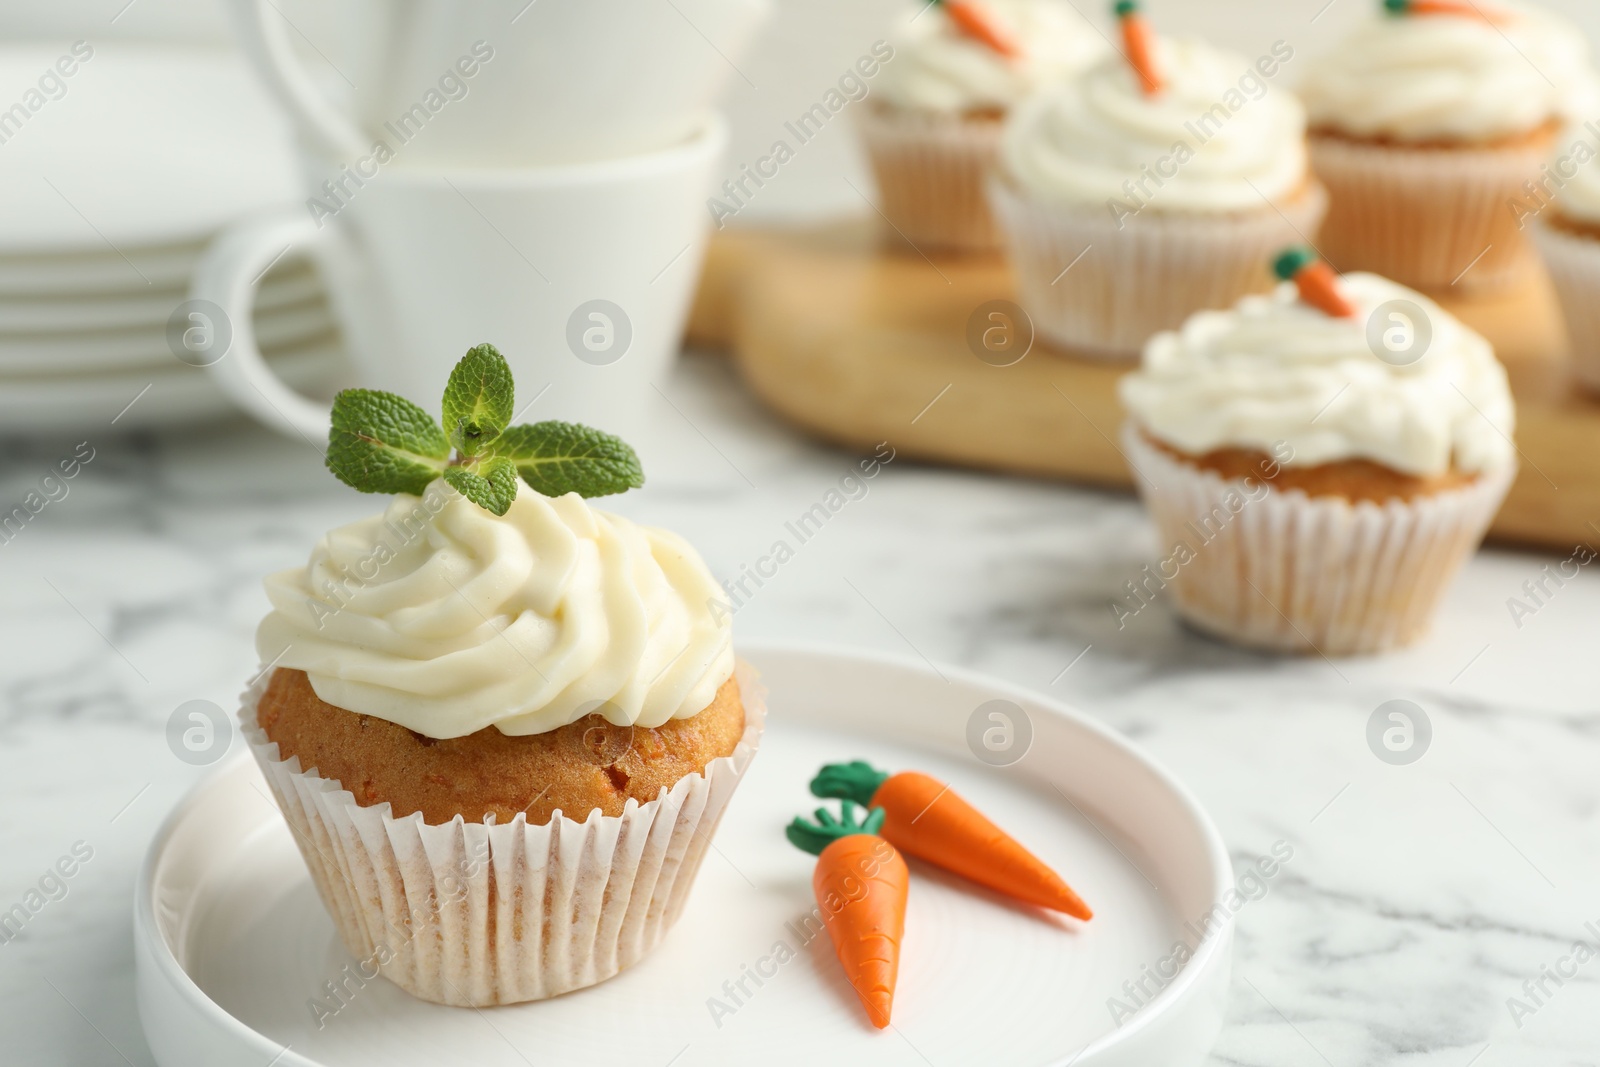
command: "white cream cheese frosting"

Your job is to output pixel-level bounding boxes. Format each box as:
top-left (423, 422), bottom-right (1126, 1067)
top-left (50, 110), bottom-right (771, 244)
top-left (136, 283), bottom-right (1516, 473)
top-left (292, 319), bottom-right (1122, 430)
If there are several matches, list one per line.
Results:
top-left (1000, 37), bottom-right (1309, 211)
top-left (1120, 272), bottom-right (1516, 476)
top-left (256, 480), bottom-right (734, 738)
top-left (1297, 3), bottom-right (1599, 144)
top-left (1551, 125), bottom-right (1600, 225)
top-left (875, 0), bottom-right (1107, 114)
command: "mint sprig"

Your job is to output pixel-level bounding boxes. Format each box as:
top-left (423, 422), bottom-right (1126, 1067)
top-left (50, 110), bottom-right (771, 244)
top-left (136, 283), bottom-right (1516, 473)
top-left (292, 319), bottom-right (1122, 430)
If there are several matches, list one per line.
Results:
top-left (325, 344), bottom-right (644, 515)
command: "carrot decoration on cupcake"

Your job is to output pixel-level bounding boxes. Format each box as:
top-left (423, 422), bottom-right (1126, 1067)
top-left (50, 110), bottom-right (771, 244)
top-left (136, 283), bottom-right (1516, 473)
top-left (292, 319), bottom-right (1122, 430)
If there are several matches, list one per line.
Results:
top-left (1382, 0), bottom-right (1509, 23)
top-left (810, 761), bottom-right (1092, 919)
top-left (1114, 1), bottom-right (1164, 96)
top-left (1274, 246), bottom-right (1358, 319)
top-left (932, 0), bottom-right (1023, 59)
top-left (786, 802), bottom-right (909, 1029)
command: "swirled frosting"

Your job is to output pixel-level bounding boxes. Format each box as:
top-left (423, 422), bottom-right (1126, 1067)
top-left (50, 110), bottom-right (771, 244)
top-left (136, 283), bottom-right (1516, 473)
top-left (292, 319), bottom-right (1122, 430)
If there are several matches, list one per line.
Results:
top-left (1297, 4), bottom-right (1599, 143)
top-left (875, 0), bottom-right (1108, 114)
top-left (1120, 272), bottom-right (1516, 476)
top-left (1551, 126), bottom-right (1600, 224)
top-left (1000, 37), bottom-right (1309, 211)
top-left (256, 481), bottom-right (734, 738)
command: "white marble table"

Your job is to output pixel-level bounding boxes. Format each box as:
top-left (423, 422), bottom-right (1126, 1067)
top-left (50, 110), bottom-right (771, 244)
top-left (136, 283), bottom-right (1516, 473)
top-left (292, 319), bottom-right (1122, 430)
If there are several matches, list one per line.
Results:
top-left (2, 352), bottom-right (1597, 1066)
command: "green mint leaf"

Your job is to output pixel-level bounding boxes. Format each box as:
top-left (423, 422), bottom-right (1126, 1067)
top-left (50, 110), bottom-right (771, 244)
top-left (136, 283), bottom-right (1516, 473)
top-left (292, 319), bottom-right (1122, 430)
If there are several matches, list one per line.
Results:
top-left (442, 456), bottom-right (519, 516)
top-left (327, 388), bottom-right (450, 496)
top-left (491, 421), bottom-right (645, 498)
top-left (441, 343), bottom-right (515, 457)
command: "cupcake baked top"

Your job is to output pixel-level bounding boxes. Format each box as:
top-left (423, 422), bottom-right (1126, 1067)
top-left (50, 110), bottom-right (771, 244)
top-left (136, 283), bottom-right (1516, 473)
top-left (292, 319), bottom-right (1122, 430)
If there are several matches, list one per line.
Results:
top-left (1297, 3), bottom-right (1598, 145)
top-left (875, 0), bottom-right (1107, 115)
top-left (1120, 271), bottom-right (1516, 476)
top-left (1000, 36), bottom-right (1309, 211)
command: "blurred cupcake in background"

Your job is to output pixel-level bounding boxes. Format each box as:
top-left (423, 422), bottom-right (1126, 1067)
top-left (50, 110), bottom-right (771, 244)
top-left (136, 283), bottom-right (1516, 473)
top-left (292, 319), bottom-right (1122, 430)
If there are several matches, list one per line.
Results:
top-left (1119, 249), bottom-right (1516, 655)
top-left (860, 0), bottom-right (1107, 251)
top-left (1532, 132), bottom-right (1600, 393)
top-left (1297, 0), bottom-right (1599, 294)
top-left (990, 2), bottom-right (1325, 360)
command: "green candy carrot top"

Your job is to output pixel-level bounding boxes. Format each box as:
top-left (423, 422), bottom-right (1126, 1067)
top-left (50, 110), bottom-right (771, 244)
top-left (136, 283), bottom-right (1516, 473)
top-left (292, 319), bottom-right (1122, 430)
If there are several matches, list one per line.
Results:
top-left (810, 760), bottom-right (1092, 920)
top-left (785, 798), bottom-right (888, 854)
top-left (808, 760), bottom-right (892, 807)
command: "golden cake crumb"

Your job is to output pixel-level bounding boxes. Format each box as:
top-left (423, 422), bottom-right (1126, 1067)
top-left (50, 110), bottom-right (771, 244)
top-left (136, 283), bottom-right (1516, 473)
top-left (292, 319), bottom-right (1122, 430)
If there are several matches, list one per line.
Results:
top-left (1145, 433), bottom-right (1478, 503)
top-left (257, 668), bottom-right (745, 826)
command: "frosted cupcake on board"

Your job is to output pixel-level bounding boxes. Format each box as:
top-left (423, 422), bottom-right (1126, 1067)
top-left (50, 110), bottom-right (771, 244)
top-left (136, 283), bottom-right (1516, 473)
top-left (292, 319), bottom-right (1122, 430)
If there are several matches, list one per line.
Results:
top-left (1532, 136), bottom-right (1600, 394)
top-left (860, 0), bottom-right (1107, 251)
top-left (991, 2), bottom-right (1326, 359)
top-left (1297, 0), bottom-right (1598, 292)
top-left (1119, 250), bottom-right (1516, 655)
top-left (242, 345), bottom-right (762, 1007)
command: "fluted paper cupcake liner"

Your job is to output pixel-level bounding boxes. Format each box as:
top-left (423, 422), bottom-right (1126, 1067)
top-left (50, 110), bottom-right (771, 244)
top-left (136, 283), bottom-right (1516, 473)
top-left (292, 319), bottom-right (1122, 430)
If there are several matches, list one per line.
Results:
top-left (858, 104), bottom-right (1005, 252)
top-left (1122, 426), bottom-right (1514, 655)
top-left (1308, 131), bottom-right (1553, 294)
top-left (988, 178), bottom-right (1328, 362)
top-left (1532, 218), bottom-right (1600, 394)
top-left (240, 661), bottom-right (765, 1007)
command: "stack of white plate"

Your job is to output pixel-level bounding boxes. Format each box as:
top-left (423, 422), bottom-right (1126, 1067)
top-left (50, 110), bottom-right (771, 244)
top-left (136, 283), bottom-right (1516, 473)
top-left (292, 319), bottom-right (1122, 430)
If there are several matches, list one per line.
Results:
top-left (0, 42), bottom-right (348, 433)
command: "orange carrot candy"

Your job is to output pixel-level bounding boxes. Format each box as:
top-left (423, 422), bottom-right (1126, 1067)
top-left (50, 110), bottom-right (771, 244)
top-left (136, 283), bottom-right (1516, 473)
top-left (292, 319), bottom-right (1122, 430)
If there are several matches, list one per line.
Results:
top-left (1114, 1), bottom-right (1165, 97)
top-left (1273, 246), bottom-right (1358, 320)
top-left (932, 0), bottom-right (1023, 60)
top-left (810, 761), bottom-right (1092, 920)
top-left (785, 802), bottom-right (910, 1029)
top-left (1383, 0), bottom-right (1509, 24)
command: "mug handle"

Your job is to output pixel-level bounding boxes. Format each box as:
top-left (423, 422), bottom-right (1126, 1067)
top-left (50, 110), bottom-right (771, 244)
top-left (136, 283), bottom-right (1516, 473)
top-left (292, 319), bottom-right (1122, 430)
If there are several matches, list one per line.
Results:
top-left (223, 0), bottom-right (368, 159)
top-left (191, 208), bottom-right (345, 441)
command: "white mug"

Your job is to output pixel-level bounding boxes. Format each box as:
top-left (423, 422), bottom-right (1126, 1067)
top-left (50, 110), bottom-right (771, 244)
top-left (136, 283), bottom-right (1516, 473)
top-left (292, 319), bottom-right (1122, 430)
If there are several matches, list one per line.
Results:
top-left (190, 117), bottom-right (727, 440)
top-left (224, 0), bottom-right (768, 167)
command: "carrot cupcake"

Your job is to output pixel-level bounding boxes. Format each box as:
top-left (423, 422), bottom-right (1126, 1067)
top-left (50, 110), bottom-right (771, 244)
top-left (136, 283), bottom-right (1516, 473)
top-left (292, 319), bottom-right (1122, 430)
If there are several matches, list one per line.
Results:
top-left (242, 345), bottom-right (762, 1007)
top-left (1297, 0), bottom-right (1598, 293)
top-left (860, 0), bottom-right (1107, 251)
top-left (1118, 253), bottom-right (1516, 655)
top-left (990, 5), bottom-right (1325, 360)
top-left (1533, 135), bottom-right (1600, 393)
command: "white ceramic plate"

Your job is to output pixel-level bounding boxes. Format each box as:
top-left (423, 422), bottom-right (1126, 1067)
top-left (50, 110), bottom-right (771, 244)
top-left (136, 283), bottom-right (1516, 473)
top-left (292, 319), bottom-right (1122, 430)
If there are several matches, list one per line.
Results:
top-left (0, 43), bottom-right (299, 254)
top-left (0, 299), bottom-right (336, 372)
top-left (135, 644), bottom-right (1233, 1067)
top-left (0, 242), bottom-right (206, 294)
top-left (0, 266), bottom-right (324, 333)
top-left (0, 334), bottom-right (345, 432)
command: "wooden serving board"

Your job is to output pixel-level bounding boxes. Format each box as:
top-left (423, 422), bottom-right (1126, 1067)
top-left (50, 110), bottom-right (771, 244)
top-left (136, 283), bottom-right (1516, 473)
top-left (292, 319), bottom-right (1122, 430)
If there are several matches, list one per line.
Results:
top-left (687, 221), bottom-right (1600, 551)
